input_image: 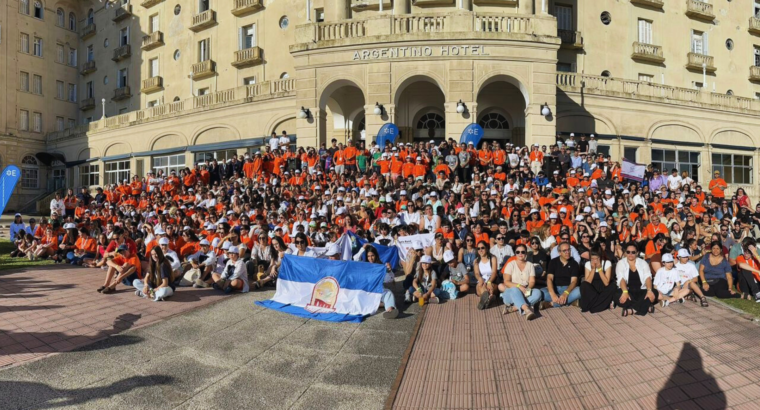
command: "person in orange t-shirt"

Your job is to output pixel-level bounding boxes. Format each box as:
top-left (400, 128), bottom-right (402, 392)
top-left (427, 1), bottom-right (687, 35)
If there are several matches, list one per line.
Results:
top-left (101, 245), bottom-right (142, 294)
top-left (412, 157), bottom-right (427, 180)
top-left (708, 170), bottom-right (727, 201)
top-left (402, 156), bottom-right (415, 179)
top-left (71, 229), bottom-right (97, 265)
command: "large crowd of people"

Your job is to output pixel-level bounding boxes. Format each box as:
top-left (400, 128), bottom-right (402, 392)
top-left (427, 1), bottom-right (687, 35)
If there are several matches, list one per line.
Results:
top-left (7, 132), bottom-right (760, 320)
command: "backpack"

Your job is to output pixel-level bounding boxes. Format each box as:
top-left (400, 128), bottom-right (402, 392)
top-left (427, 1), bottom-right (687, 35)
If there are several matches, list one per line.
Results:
top-left (441, 280), bottom-right (458, 300)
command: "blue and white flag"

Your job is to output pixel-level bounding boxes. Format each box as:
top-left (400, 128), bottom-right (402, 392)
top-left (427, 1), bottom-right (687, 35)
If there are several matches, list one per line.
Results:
top-left (347, 231), bottom-right (400, 269)
top-left (256, 255), bottom-right (385, 323)
top-left (0, 166), bottom-right (21, 217)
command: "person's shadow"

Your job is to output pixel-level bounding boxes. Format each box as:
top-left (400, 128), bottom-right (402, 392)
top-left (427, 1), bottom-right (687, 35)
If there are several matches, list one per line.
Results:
top-left (656, 342), bottom-right (726, 409)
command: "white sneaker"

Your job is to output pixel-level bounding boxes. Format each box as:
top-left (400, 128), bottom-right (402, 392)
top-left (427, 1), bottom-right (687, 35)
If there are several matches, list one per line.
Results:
top-left (135, 290), bottom-right (145, 298)
top-left (404, 290), bottom-right (412, 303)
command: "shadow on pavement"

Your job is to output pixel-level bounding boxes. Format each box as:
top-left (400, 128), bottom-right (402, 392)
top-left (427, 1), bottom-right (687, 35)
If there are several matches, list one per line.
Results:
top-left (656, 342), bottom-right (726, 409)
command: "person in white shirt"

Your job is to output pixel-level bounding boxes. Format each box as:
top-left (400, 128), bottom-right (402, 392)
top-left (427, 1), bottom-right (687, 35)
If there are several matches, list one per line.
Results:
top-left (269, 132), bottom-right (279, 151)
top-left (674, 248), bottom-right (708, 307)
top-left (210, 246), bottom-right (249, 293)
top-left (278, 132), bottom-right (290, 152)
top-left (49, 192), bottom-right (65, 217)
top-left (666, 169), bottom-right (683, 191)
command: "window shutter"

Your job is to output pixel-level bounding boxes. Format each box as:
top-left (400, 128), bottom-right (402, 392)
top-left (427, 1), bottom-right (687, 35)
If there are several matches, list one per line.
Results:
top-left (238, 27), bottom-right (243, 50)
top-left (703, 31), bottom-right (709, 55)
top-left (250, 24), bottom-right (256, 47)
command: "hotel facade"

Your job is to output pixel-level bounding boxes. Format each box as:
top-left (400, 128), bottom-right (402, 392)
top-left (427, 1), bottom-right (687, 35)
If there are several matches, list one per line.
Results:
top-left (3, 0), bottom-right (760, 211)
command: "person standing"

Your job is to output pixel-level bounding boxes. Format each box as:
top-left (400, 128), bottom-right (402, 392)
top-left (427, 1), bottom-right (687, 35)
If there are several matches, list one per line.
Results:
top-left (708, 170), bottom-right (727, 205)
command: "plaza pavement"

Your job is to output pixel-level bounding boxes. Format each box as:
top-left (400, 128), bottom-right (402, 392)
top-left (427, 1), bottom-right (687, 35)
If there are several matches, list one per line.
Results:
top-left (0, 265), bottom-right (422, 410)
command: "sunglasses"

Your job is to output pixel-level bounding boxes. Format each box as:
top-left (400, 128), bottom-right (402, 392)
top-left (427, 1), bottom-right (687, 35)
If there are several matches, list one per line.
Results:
top-left (295, 240), bottom-right (305, 245)
top-left (560, 249), bottom-right (570, 253)
top-left (514, 250), bottom-right (526, 255)
top-left (582, 235), bottom-right (590, 239)
top-left (466, 239), bottom-right (474, 242)
top-left (477, 247), bottom-right (487, 250)
top-left (531, 242), bottom-right (539, 245)
top-left (626, 250), bottom-right (638, 255)
top-left (497, 236), bottom-right (505, 240)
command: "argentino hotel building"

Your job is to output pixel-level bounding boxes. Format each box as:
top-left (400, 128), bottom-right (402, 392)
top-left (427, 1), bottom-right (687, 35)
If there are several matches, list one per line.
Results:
top-left (3, 0), bottom-right (760, 211)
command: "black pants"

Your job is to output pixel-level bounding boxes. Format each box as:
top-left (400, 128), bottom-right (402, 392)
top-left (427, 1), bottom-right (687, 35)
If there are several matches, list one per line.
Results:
top-left (737, 271), bottom-right (760, 297)
top-left (702, 278), bottom-right (740, 299)
top-left (614, 288), bottom-right (659, 316)
top-left (580, 282), bottom-right (616, 313)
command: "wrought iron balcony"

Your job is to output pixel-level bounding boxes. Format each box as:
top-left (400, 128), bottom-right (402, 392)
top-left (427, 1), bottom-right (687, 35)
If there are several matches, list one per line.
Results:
top-left (112, 44), bottom-right (131, 62)
top-left (631, 42), bottom-right (665, 64)
top-left (190, 10), bottom-right (216, 32)
top-left (141, 31), bottom-right (164, 51)
top-left (232, 47), bottom-right (263, 68)
top-left (113, 4), bottom-right (133, 22)
top-left (80, 60), bottom-right (97, 75)
top-left (79, 98), bottom-right (95, 111)
top-left (141, 77), bottom-right (163, 94)
top-left (81, 23), bottom-right (96, 40)
top-left (232, 0), bottom-right (263, 16)
top-left (192, 60), bottom-right (216, 80)
top-left (112, 86), bottom-right (132, 101)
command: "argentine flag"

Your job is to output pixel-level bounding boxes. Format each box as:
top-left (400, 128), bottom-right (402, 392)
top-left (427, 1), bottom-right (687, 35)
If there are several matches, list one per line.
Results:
top-left (256, 255), bottom-right (385, 323)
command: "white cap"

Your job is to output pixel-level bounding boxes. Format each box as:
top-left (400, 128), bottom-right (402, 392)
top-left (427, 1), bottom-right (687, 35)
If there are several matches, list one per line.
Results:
top-left (549, 213), bottom-right (558, 219)
top-left (490, 190), bottom-right (498, 195)
top-left (199, 239), bottom-right (210, 246)
top-left (443, 250), bottom-right (456, 263)
top-left (430, 191), bottom-right (437, 196)
top-left (623, 190), bottom-right (630, 194)
top-left (530, 209), bottom-right (539, 214)
top-left (575, 215), bottom-right (584, 222)
top-left (155, 227), bottom-right (166, 235)
top-left (158, 237), bottom-right (170, 245)
top-left (583, 206), bottom-right (592, 213)
top-left (183, 226), bottom-right (191, 231)
top-left (222, 242), bottom-right (231, 250)
top-left (559, 207), bottom-right (567, 213)
top-left (553, 170), bottom-right (559, 175)
top-left (677, 249), bottom-right (690, 258)
top-left (400, 190), bottom-right (407, 196)
top-left (599, 221), bottom-right (608, 227)
top-left (336, 207), bottom-right (346, 215)
top-left (604, 190), bottom-right (612, 195)
top-left (420, 255), bottom-right (433, 264)
top-left (64, 223), bottom-right (77, 230)
top-left (212, 237), bottom-right (221, 247)
top-left (416, 156), bottom-right (422, 160)
top-left (228, 246), bottom-right (239, 254)
top-left (661, 253), bottom-right (674, 263)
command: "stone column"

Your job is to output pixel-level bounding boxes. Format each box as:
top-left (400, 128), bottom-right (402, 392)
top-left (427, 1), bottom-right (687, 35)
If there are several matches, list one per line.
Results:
top-left (326, 0), bottom-right (349, 21)
top-left (525, 103), bottom-right (556, 148)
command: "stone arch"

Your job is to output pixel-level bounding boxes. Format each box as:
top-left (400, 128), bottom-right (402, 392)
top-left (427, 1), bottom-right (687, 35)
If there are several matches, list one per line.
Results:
top-left (556, 112), bottom-right (618, 136)
top-left (78, 147), bottom-right (100, 160)
top-left (393, 73), bottom-right (445, 107)
top-left (265, 113), bottom-right (296, 137)
top-left (103, 142), bottom-right (132, 157)
top-left (318, 77), bottom-right (366, 110)
top-left (476, 72), bottom-right (530, 107)
top-left (648, 121), bottom-right (705, 144)
top-left (192, 125), bottom-right (240, 145)
top-left (150, 133), bottom-right (189, 151)
top-left (709, 128), bottom-right (756, 147)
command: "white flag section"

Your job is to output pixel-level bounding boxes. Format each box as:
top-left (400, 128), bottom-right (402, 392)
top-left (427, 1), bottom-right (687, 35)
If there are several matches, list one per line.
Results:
top-left (622, 158), bottom-right (646, 182)
top-left (396, 233), bottom-right (435, 261)
top-left (255, 255), bottom-right (385, 323)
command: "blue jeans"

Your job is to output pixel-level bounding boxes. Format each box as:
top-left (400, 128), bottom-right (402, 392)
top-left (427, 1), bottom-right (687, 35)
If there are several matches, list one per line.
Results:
top-left (541, 285), bottom-right (580, 307)
top-left (502, 287), bottom-right (542, 310)
top-left (381, 287), bottom-right (396, 310)
top-left (133, 279), bottom-right (174, 301)
top-left (408, 285), bottom-right (441, 299)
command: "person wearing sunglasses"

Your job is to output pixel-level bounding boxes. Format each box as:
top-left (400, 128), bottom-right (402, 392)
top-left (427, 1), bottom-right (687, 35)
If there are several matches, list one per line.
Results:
top-left (615, 242), bottom-right (657, 316)
top-left (474, 240), bottom-right (499, 310)
top-left (289, 232), bottom-right (316, 258)
top-left (540, 243), bottom-right (581, 309)
top-left (490, 232), bottom-right (514, 272)
top-left (499, 244), bottom-right (539, 320)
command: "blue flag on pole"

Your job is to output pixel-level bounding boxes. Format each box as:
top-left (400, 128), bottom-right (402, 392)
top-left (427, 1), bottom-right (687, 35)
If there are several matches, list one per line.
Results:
top-left (0, 166), bottom-right (21, 217)
top-left (255, 255), bottom-right (385, 323)
top-left (375, 123), bottom-right (399, 149)
top-left (459, 123), bottom-right (484, 147)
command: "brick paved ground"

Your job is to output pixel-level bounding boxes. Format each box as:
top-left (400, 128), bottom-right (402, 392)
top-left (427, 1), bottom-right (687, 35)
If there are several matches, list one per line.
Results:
top-left (392, 294), bottom-right (760, 410)
top-left (0, 265), bottom-right (226, 368)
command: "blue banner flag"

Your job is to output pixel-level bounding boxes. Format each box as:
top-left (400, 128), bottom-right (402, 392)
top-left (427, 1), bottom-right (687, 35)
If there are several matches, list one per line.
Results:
top-left (256, 255), bottom-right (385, 323)
top-left (347, 231), bottom-right (400, 269)
top-left (0, 166), bottom-right (21, 216)
top-left (460, 123), bottom-right (484, 147)
top-left (375, 123), bottom-right (399, 149)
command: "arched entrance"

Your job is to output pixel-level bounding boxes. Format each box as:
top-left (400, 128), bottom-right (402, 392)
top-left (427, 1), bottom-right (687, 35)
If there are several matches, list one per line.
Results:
top-left (318, 80), bottom-right (365, 145)
top-left (394, 75), bottom-right (445, 143)
top-left (476, 75), bottom-right (528, 147)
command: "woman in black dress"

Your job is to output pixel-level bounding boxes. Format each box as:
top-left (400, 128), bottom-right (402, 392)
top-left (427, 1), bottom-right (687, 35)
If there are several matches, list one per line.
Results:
top-left (615, 242), bottom-right (659, 316)
top-left (580, 251), bottom-right (616, 313)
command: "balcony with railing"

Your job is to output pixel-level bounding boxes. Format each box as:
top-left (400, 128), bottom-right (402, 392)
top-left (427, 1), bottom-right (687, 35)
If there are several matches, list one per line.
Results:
top-left (113, 4), bottom-right (133, 22)
top-left (558, 29), bottom-right (583, 49)
top-left (79, 98), bottom-right (95, 111)
top-left (47, 79), bottom-right (298, 142)
top-left (142, 31), bottom-right (164, 50)
top-left (112, 86), bottom-right (132, 101)
top-left (412, 0), bottom-right (455, 5)
top-left (351, 0), bottom-right (392, 10)
top-left (296, 12), bottom-right (556, 47)
top-left (141, 0), bottom-right (164, 8)
top-left (686, 52), bottom-right (716, 72)
top-left (472, 0), bottom-right (518, 5)
top-left (232, 0), bottom-right (263, 16)
top-left (686, 0), bottom-right (714, 21)
top-left (750, 17), bottom-right (760, 35)
top-left (232, 47), bottom-right (263, 68)
top-left (192, 60), bottom-right (216, 80)
top-left (630, 0), bottom-right (664, 8)
top-left (112, 44), bottom-right (132, 62)
top-left (81, 23), bottom-right (96, 40)
top-left (141, 77), bottom-right (163, 94)
top-left (631, 42), bottom-right (665, 64)
top-left (750, 66), bottom-right (760, 82)
top-left (80, 60), bottom-right (97, 75)
top-left (190, 10), bottom-right (216, 32)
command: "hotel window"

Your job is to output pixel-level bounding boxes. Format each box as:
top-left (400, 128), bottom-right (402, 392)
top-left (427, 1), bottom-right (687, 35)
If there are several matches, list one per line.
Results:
top-left (624, 147), bottom-right (638, 162)
top-left (33, 1), bottom-right (43, 19)
top-left (120, 27), bottom-right (129, 46)
top-left (87, 45), bottom-right (94, 62)
top-left (198, 38), bottom-right (210, 62)
top-left (198, 87), bottom-right (209, 95)
top-left (69, 12), bottom-right (77, 31)
top-left (118, 69), bottom-right (128, 87)
top-left (32, 112), bottom-right (42, 132)
top-left (315, 8), bottom-right (324, 23)
top-left (20, 33), bottom-right (29, 53)
top-left (243, 76), bottom-right (256, 85)
top-left (712, 154), bottom-right (752, 184)
top-left (68, 118), bottom-right (76, 128)
top-left (33, 74), bottom-right (42, 95)
top-left (80, 164), bottom-right (100, 187)
top-left (86, 81), bottom-right (94, 99)
top-left (19, 110), bottom-right (29, 131)
top-left (20, 0), bottom-right (30, 15)
top-left (20, 72), bottom-right (29, 92)
top-left (56, 43), bottom-right (64, 63)
top-left (195, 150), bottom-right (237, 163)
top-left (68, 83), bottom-right (77, 102)
top-left (152, 154), bottom-right (186, 176)
top-left (638, 19), bottom-right (652, 44)
top-left (87, 8), bottom-right (94, 25)
top-left (149, 58), bottom-right (159, 77)
top-left (21, 155), bottom-right (39, 189)
top-left (639, 74), bottom-right (654, 82)
top-left (105, 161), bottom-right (131, 185)
top-left (240, 24), bottom-right (256, 49)
top-left (555, 5), bottom-right (573, 31)
top-left (56, 117), bottom-right (64, 131)
top-left (691, 30), bottom-right (706, 55)
top-left (198, 0), bottom-right (209, 13)
top-left (556, 63), bottom-right (574, 72)
top-left (56, 8), bottom-right (65, 26)
top-left (651, 149), bottom-right (700, 182)
top-left (150, 14), bottom-right (160, 33)
top-left (755, 46), bottom-right (760, 67)
top-left (147, 100), bottom-right (159, 108)
top-left (693, 81), bottom-right (704, 90)
top-left (69, 48), bottom-right (77, 66)
top-left (33, 37), bottom-right (42, 57)
top-left (56, 81), bottom-right (64, 99)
